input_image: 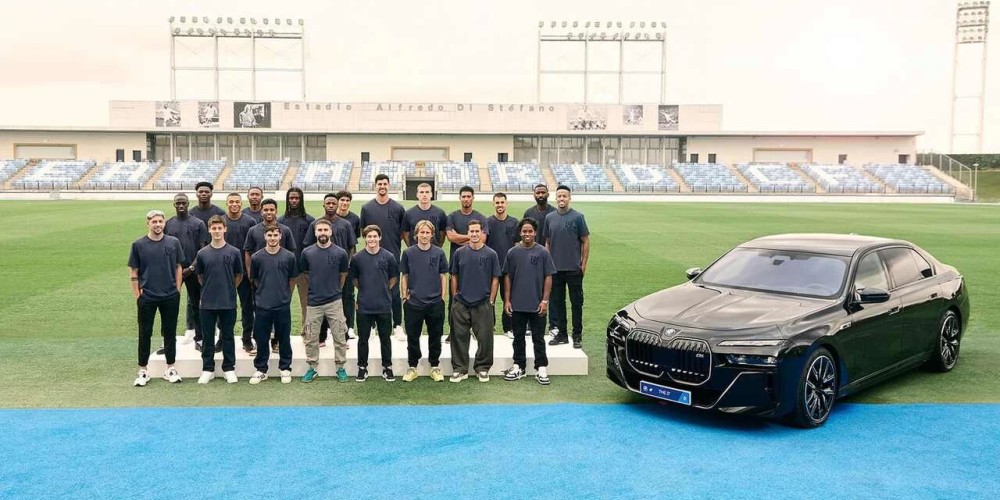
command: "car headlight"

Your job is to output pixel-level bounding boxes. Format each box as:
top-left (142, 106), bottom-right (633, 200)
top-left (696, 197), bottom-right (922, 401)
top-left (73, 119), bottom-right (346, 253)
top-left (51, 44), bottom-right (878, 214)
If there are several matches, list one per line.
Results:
top-left (725, 354), bottom-right (778, 367)
top-left (718, 339), bottom-right (784, 347)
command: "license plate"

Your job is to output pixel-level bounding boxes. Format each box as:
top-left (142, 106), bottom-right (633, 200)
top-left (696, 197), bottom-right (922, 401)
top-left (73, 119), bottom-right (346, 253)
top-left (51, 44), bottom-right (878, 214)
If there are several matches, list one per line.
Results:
top-left (639, 381), bottom-right (692, 406)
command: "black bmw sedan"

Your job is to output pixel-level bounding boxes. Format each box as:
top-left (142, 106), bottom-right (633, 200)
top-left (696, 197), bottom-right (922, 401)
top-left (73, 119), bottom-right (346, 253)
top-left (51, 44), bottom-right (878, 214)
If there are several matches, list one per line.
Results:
top-left (606, 234), bottom-right (970, 428)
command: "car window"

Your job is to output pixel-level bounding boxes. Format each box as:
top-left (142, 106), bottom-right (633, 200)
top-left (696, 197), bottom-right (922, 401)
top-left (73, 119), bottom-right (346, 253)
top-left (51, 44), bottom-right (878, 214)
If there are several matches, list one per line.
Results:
top-left (696, 247), bottom-right (848, 298)
top-left (911, 250), bottom-right (934, 278)
top-left (854, 252), bottom-right (888, 291)
top-left (879, 247), bottom-right (923, 289)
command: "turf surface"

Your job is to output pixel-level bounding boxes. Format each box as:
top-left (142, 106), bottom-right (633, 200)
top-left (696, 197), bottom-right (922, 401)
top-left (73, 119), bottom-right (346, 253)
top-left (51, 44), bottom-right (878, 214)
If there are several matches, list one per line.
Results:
top-left (0, 200), bottom-right (998, 407)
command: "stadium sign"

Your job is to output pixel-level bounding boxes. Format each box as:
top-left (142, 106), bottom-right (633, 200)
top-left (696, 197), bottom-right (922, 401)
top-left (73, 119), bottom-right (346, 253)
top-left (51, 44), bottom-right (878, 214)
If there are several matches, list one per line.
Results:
top-left (281, 102), bottom-right (558, 113)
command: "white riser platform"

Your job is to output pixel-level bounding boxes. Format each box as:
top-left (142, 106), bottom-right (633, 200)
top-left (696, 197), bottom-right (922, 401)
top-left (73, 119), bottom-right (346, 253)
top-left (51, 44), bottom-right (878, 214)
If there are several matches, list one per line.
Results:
top-left (147, 335), bottom-right (588, 378)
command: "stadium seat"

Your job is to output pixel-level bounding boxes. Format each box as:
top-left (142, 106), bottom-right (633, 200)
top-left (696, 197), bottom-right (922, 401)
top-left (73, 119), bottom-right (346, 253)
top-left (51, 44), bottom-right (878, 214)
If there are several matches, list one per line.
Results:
top-left (736, 163), bottom-right (816, 193)
top-left (81, 161), bottom-right (161, 190)
top-left (224, 160), bottom-right (289, 191)
top-left (430, 162), bottom-right (479, 192)
top-left (800, 164), bottom-right (885, 194)
top-left (550, 164), bottom-right (613, 192)
top-left (673, 163), bottom-right (749, 193)
top-left (0, 159), bottom-right (28, 184)
top-left (488, 162), bottom-right (544, 192)
top-left (611, 164), bottom-right (680, 193)
top-left (11, 160), bottom-right (96, 190)
top-left (864, 164), bottom-right (954, 194)
top-left (358, 161), bottom-right (410, 190)
top-left (292, 161), bottom-right (354, 192)
top-left (154, 160), bottom-right (225, 191)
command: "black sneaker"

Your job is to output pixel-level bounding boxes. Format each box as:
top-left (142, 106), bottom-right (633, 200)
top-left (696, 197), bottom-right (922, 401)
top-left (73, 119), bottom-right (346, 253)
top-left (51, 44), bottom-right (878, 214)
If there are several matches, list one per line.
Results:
top-left (215, 340), bottom-right (223, 353)
top-left (154, 346), bottom-right (165, 355)
top-left (572, 339), bottom-right (583, 349)
top-left (356, 366), bottom-right (368, 382)
top-left (195, 341), bottom-right (204, 352)
top-left (382, 367), bottom-right (396, 382)
top-left (243, 341), bottom-right (256, 354)
top-left (548, 335), bottom-right (569, 346)
top-left (270, 339), bottom-right (279, 353)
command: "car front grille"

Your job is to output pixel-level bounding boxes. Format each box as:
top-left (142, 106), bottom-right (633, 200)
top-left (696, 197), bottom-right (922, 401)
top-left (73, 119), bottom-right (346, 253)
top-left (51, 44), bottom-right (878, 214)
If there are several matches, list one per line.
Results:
top-left (626, 332), bottom-right (712, 385)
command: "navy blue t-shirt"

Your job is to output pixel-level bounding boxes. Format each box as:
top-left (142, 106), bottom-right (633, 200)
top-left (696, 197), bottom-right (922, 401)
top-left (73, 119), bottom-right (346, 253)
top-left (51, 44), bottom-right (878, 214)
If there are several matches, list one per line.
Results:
top-left (165, 215), bottom-right (207, 267)
top-left (360, 199), bottom-right (405, 259)
top-left (503, 243), bottom-right (556, 313)
top-left (400, 244), bottom-right (448, 308)
top-left (450, 244), bottom-right (501, 307)
top-left (487, 215), bottom-right (520, 267)
top-left (128, 235), bottom-right (184, 300)
top-left (523, 204), bottom-right (556, 246)
top-left (278, 213), bottom-right (316, 258)
top-left (195, 243), bottom-right (244, 310)
top-left (350, 248), bottom-right (399, 314)
top-left (544, 209), bottom-right (590, 272)
top-left (243, 222), bottom-right (297, 256)
top-left (250, 248), bottom-right (299, 310)
top-left (446, 209), bottom-right (490, 261)
top-left (223, 214), bottom-right (257, 251)
top-left (402, 204), bottom-right (448, 246)
top-left (189, 204), bottom-right (226, 224)
top-left (303, 217), bottom-right (356, 252)
top-left (299, 243), bottom-right (350, 306)
top-left (242, 207), bottom-right (263, 223)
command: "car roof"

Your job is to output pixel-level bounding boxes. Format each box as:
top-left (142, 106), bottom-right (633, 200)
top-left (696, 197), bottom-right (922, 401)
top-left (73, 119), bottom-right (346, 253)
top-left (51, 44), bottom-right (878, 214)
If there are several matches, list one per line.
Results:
top-left (739, 233), bottom-right (908, 257)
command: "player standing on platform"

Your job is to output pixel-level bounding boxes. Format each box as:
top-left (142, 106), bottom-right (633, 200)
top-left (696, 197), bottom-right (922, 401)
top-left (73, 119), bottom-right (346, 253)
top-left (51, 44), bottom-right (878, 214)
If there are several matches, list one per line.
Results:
top-left (248, 225), bottom-right (299, 385)
top-left (445, 185), bottom-right (489, 340)
top-left (243, 186), bottom-right (264, 223)
top-left (129, 209), bottom-right (185, 386)
top-left (349, 225), bottom-right (399, 382)
top-left (544, 186), bottom-right (590, 350)
top-left (335, 190), bottom-right (361, 340)
top-left (223, 192), bottom-right (258, 354)
top-left (359, 174), bottom-right (406, 341)
top-left (164, 193), bottom-right (208, 350)
top-left (243, 198), bottom-right (297, 353)
top-left (486, 192), bottom-right (520, 338)
top-left (278, 187), bottom-right (315, 337)
top-left (400, 220), bottom-right (449, 383)
top-left (502, 218), bottom-right (555, 385)
top-left (299, 219), bottom-right (351, 384)
top-left (522, 183), bottom-right (555, 337)
top-left (190, 181), bottom-right (226, 223)
top-left (449, 220), bottom-right (500, 383)
top-left (306, 193), bottom-right (357, 348)
top-left (402, 182), bottom-right (447, 247)
top-left (195, 215), bottom-right (244, 384)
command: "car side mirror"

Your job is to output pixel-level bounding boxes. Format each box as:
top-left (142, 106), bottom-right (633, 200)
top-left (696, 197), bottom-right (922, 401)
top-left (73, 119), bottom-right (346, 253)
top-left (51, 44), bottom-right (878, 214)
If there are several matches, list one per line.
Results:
top-left (686, 267), bottom-right (702, 280)
top-left (856, 287), bottom-right (890, 304)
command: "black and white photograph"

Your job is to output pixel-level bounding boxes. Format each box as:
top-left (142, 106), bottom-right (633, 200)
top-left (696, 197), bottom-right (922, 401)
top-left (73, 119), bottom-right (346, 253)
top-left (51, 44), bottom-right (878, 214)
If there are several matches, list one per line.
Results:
top-left (154, 101), bottom-right (180, 127)
top-left (623, 105), bottom-right (644, 126)
top-left (567, 105), bottom-right (607, 130)
top-left (234, 102), bottom-right (271, 128)
top-left (657, 104), bottom-right (679, 131)
top-left (198, 101), bottom-right (219, 128)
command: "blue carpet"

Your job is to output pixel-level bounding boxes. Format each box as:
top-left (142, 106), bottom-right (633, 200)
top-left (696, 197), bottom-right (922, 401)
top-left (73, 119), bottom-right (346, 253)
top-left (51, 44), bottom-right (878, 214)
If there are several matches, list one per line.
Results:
top-left (0, 403), bottom-right (997, 499)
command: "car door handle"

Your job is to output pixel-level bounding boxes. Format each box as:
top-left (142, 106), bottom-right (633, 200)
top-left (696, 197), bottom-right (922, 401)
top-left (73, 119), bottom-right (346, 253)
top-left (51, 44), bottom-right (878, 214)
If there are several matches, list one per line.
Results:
top-left (888, 306), bottom-right (901, 315)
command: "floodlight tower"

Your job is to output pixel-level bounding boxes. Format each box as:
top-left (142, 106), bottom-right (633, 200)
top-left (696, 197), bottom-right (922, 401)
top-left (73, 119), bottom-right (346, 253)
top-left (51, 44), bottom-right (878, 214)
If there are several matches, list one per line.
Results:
top-left (949, 1), bottom-right (990, 153)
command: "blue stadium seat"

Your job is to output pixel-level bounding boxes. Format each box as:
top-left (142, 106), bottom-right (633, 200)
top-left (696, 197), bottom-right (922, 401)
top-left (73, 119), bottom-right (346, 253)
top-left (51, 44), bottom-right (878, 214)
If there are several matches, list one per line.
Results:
top-left (0, 159), bottom-right (29, 184)
top-left (292, 161), bottom-right (353, 192)
top-left (358, 161), bottom-right (410, 190)
top-left (154, 160), bottom-right (225, 191)
top-left (430, 162), bottom-right (479, 192)
top-left (736, 163), bottom-right (816, 193)
top-left (224, 160), bottom-right (289, 191)
top-left (551, 164), bottom-right (613, 192)
top-left (801, 164), bottom-right (884, 194)
top-left (81, 161), bottom-right (161, 190)
top-left (865, 164), bottom-right (954, 194)
top-left (673, 163), bottom-right (749, 193)
top-left (488, 162), bottom-right (544, 192)
top-left (611, 164), bottom-right (679, 193)
top-left (11, 160), bottom-right (96, 190)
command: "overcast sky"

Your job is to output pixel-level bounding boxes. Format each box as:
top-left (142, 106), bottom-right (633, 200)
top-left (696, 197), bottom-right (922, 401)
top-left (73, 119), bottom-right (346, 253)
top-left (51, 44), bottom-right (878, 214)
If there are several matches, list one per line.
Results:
top-left (0, 0), bottom-right (995, 151)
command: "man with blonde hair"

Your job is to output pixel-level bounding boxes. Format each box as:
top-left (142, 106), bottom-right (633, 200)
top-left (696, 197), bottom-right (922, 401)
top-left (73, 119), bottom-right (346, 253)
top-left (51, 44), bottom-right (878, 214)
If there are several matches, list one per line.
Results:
top-left (400, 219), bottom-right (448, 382)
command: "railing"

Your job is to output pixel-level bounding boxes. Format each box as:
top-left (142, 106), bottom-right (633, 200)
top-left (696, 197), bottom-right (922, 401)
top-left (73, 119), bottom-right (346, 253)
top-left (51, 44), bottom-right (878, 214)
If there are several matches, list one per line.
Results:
top-left (916, 153), bottom-right (977, 201)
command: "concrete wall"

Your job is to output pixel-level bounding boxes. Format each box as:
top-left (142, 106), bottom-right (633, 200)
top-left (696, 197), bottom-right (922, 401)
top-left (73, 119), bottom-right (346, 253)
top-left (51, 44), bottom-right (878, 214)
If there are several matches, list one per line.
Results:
top-left (0, 131), bottom-right (147, 163)
top-left (326, 134), bottom-right (513, 164)
top-left (685, 135), bottom-right (917, 165)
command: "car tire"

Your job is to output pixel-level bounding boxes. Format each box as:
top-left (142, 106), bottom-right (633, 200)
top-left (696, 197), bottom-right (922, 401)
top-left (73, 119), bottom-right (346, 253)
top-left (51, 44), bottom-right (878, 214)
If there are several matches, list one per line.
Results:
top-left (924, 310), bottom-right (961, 372)
top-left (789, 347), bottom-right (837, 428)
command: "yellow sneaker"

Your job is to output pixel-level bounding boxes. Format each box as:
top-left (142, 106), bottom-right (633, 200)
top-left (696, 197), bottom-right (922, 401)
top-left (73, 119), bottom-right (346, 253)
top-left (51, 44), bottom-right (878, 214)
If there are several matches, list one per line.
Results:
top-left (402, 367), bottom-right (419, 382)
top-left (429, 367), bottom-right (444, 382)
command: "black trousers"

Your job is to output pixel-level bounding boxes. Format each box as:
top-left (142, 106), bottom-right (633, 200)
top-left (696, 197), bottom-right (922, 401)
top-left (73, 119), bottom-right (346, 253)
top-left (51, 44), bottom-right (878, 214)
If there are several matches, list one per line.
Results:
top-left (390, 277), bottom-right (402, 328)
top-left (357, 312), bottom-right (392, 368)
top-left (512, 311), bottom-right (548, 369)
top-left (200, 308), bottom-right (236, 372)
top-left (253, 306), bottom-right (291, 372)
top-left (404, 301), bottom-right (445, 367)
top-left (183, 273), bottom-right (203, 340)
top-left (237, 279), bottom-right (254, 343)
top-left (495, 275), bottom-right (512, 333)
top-left (551, 270), bottom-right (584, 340)
top-left (137, 293), bottom-right (180, 366)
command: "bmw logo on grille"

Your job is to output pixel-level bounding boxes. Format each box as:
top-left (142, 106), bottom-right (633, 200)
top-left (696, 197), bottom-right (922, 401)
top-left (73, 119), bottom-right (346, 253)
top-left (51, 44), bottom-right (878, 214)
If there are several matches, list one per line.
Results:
top-left (661, 328), bottom-right (678, 340)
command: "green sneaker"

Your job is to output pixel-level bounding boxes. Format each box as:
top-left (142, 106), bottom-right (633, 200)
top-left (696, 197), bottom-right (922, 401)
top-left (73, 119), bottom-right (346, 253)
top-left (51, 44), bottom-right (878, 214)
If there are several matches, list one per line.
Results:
top-left (301, 367), bottom-right (318, 383)
top-left (336, 367), bottom-right (348, 383)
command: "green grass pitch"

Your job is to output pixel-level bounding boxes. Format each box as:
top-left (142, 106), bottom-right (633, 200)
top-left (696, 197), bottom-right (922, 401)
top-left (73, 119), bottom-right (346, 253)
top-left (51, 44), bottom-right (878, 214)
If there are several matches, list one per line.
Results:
top-left (0, 200), bottom-right (997, 408)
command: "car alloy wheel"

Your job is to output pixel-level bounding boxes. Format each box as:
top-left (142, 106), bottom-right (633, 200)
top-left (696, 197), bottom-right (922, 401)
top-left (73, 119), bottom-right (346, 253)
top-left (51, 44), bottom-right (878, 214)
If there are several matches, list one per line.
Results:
top-left (791, 347), bottom-right (838, 428)
top-left (939, 313), bottom-right (961, 369)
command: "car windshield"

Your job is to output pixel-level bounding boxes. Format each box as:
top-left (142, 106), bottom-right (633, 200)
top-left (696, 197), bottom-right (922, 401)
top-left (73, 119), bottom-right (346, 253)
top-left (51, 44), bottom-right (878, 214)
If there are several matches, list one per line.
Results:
top-left (696, 247), bottom-right (849, 298)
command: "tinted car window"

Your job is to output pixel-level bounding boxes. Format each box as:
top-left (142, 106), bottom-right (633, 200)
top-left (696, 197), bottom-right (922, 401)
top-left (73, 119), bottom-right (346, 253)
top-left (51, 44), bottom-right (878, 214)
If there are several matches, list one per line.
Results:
top-left (911, 250), bottom-right (934, 278)
top-left (697, 248), bottom-right (848, 298)
top-left (854, 252), bottom-right (888, 291)
top-left (879, 247), bottom-right (923, 288)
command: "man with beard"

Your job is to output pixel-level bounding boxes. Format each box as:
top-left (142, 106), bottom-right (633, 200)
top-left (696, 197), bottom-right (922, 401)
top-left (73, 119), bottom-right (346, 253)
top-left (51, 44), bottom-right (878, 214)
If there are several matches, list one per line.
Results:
top-left (278, 187), bottom-right (315, 336)
top-left (299, 219), bottom-right (351, 383)
top-left (449, 220), bottom-right (500, 383)
top-left (164, 193), bottom-right (209, 351)
top-left (544, 186), bottom-right (590, 350)
top-left (304, 193), bottom-right (357, 348)
top-left (190, 181), bottom-right (226, 223)
top-left (445, 185), bottom-right (489, 340)
top-left (522, 183), bottom-right (555, 336)
top-left (401, 182), bottom-right (447, 247)
top-left (243, 198), bottom-right (297, 353)
top-left (242, 186), bottom-right (264, 223)
top-left (359, 174), bottom-right (405, 341)
top-left (502, 218), bottom-right (555, 385)
top-left (487, 192), bottom-right (520, 338)
top-left (223, 193), bottom-right (258, 354)
top-left (195, 215), bottom-right (243, 384)
top-left (248, 225), bottom-right (299, 385)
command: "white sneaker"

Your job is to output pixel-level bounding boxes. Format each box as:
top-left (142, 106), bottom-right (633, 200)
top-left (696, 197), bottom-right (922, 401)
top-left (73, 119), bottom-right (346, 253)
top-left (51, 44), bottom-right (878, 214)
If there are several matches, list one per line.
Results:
top-left (547, 328), bottom-right (559, 338)
top-left (504, 330), bottom-right (515, 339)
top-left (163, 366), bottom-right (182, 383)
top-left (393, 325), bottom-right (407, 342)
top-left (224, 371), bottom-right (238, 384)
top-left (181, 329), bottom-right (196, 345)
top-left (197, 371), bottom-right (215, 384)
top-left (449, 372), bottom-right (468, 383)
top-left (133, 369), bottom-right (151, 387)
top-left (249, 371), bottom-right (268, 384)
top-left (280, 370), bottom-right (292, 384)
top-left (536, 366), bottom-right (550, 385)
top-left (477, 371), bottom-right (489, 383)
top-left (347, 327), bottom-right (355, 339)
top-left (504, 364), bottom-right (525, 381)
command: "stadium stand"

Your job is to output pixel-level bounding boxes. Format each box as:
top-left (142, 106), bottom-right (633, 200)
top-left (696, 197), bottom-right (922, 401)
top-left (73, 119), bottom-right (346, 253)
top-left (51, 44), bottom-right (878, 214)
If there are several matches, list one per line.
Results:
top-left (611, 164), bottom-right (680, 193)
top-left (11, 160), bottom-right (96, 190)
top-left (801, 164), bottom-right (885, 194)
top-left (358, 160), bottom-right (409, 190)
top-left (0, 159), bottom-right (28, 183)
top-left (550, 164), bottom-right (614, 192)
top-left (674, 163), bottom-right (749, 193)
top-left (292, 160), bottom-right (353, 191)
top-left (154, 160), bottom-right (225, 191)
top-left (737, 163), bottom-right (816, 193)
top-left (488, 162), bottom-right (545, 192)
top-left (81, 161), bottom-right (161, 190)
top-left (430, 162), bottom-right (480, 191)
top-left (865, 164), bottom-right (954, 194)
top-left (224, 160), bottom-right (289, 191)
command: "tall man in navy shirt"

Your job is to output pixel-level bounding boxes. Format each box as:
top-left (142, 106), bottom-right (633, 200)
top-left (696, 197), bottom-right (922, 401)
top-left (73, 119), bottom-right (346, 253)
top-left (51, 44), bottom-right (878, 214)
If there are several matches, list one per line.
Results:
top-left (195, 215), bottom-right (244, 384)
top-left (223, 192), bottom-right (258, 354)
top-left (503, 218), bottom-right (555, 385)
top-left (522, 183), bottom-right (555, 336)
top-left (335, 190), bottom-right (362, 339)
top-left (360, 174), bottom-right (406, 341)
top-left (350, 225), bottom-right (399, 382)
top-left (129, 209), bottom-right (185, 387)
top-left (400, 220), bottom-right (449, 383)
top-left (544, 185), bottom-right (590, 349)
top-left (278, 187), bottom-right (315, 336)
top-left (242, 186), bottom-right (264, 223)
top-left (190, 181), bottom-right (226, 223)
top-left (165, 193), bottom-right (209, 350)
top-left (249, 225), bottom-right (299, 385)
top-left (402, 182), bottom-right (447, 247)
top-left (299, 219), bottom-right (351, 384)
top-left (244, 198), bottom-right (297, 353)
top-left (449, 220), bottom-right (500, 383)
top-left (445, 185), bottom-right (489, 337)
top-left (487, 192), bottom-right (520, 337)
